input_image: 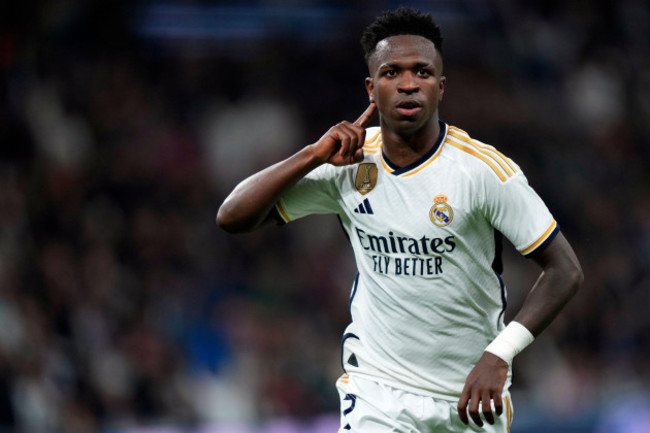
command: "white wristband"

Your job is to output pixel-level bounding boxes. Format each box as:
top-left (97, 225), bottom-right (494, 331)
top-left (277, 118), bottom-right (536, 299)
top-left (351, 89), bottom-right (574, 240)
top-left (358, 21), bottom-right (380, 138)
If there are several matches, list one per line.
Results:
top-left (484, 321), bottom-right (534, 365)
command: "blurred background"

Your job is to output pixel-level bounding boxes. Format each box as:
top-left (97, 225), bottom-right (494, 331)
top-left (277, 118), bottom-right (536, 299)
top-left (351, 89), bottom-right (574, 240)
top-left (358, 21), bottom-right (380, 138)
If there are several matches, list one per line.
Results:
top-left (1, 0), bottom-right (649, 432)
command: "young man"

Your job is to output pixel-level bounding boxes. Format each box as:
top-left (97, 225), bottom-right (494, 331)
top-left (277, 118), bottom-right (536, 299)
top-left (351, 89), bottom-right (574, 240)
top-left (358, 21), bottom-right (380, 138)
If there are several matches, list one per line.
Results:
top-left (217, 7), bottom-right (583, 432)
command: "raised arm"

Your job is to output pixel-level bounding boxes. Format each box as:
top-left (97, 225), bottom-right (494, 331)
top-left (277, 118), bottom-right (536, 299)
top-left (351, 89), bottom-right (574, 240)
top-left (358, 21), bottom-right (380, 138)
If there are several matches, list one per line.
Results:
top-left (457, 232), bottom-right (583, 427)
top-left (216, 103), bottom-right (376, 233)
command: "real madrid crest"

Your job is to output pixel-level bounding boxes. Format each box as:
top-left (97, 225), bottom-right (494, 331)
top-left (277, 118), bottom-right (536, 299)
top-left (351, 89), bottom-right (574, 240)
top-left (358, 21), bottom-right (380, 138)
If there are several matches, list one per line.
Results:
top-left (429, 194), bottom-right (453, 227)
top-left (355, 163), bottom-right (378, 195)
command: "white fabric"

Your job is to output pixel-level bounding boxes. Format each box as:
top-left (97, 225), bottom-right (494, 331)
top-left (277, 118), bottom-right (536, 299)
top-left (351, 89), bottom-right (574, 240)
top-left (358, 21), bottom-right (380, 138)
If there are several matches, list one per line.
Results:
top-left (336, 374), bottom-right (513, 433)
top-left (277, 123), bottom-right (556, 400)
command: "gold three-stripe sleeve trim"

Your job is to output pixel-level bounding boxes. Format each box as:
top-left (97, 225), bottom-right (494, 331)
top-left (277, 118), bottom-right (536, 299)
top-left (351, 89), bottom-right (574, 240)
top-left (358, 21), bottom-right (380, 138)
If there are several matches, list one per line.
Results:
top-left (520, 220), bottom-right (557, 255)
top-left (276, 201), bottom-right (291, 222)
top-left (363, 138), bottom-right (382, 154)
top-left (450, 127), bottom-right (517, 174)
top-left (364, 130), bottom-right (381, 145)
top-left (447, 127), bottom-right (517, 182)
top-left (363, 129), bottom-right (382, 154)
top-left (362, 125), bottom-right (517, 180)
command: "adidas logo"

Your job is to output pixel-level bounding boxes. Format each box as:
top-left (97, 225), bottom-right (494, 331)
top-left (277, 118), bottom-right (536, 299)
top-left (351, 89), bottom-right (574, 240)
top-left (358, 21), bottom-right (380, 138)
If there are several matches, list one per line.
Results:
top-left (353, 198), bottom-right (374, 215)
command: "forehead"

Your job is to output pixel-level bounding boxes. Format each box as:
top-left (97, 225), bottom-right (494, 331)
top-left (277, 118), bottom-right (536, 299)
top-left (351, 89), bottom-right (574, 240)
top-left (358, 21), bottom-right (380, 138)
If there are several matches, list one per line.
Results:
top-left (369, 34), bottom-right (440, 71)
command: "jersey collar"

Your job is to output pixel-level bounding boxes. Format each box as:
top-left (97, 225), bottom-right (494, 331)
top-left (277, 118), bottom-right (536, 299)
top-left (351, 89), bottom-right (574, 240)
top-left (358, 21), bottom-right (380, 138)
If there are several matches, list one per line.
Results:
top-left (380, 121), bottom-right (448, 177)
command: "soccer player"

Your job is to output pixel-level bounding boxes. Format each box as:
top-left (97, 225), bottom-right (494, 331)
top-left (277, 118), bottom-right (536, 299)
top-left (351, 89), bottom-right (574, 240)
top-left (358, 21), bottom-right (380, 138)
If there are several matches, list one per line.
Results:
top-left (217, 7), bottom-right (583, 432)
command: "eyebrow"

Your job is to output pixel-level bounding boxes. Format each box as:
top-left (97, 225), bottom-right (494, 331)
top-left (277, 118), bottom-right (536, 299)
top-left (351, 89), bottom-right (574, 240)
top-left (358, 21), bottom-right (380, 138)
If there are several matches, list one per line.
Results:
top-left (378, 62), bottom-right (436, 71)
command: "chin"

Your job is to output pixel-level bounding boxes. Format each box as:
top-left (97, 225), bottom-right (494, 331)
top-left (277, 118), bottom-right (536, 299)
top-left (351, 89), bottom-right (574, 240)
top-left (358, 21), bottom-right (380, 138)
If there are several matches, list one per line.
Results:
top-left (388, 118), bottom-right (424, 134)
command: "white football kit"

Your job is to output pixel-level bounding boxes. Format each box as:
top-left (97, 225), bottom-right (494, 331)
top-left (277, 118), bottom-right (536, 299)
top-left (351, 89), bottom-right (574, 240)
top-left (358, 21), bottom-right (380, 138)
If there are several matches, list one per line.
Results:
top-left (275, 121), bottom-right (558, 430)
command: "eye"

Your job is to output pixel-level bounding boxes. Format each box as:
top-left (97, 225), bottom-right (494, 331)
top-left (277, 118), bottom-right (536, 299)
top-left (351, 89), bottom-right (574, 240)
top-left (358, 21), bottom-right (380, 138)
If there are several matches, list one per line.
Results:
top-left (384, 69), bottom-right (397, 77)
top-left (417, 69), bottom-right (432, 77)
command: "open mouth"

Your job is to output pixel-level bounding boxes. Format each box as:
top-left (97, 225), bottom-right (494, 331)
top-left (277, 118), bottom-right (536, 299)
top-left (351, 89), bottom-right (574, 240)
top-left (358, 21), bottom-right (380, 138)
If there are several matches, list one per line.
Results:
top-left (396, 100), bottom-right (422, 116)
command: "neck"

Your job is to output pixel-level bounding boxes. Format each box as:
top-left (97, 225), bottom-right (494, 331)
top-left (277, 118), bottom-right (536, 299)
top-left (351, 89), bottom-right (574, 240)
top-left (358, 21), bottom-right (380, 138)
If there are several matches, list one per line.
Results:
top-left (380, 117), bottom-right (441, 168)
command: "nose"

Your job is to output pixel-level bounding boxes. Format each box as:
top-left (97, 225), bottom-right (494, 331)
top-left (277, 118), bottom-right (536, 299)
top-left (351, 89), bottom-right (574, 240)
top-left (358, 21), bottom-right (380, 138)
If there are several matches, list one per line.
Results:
top-left (398, 71), bottom-right (419, 94)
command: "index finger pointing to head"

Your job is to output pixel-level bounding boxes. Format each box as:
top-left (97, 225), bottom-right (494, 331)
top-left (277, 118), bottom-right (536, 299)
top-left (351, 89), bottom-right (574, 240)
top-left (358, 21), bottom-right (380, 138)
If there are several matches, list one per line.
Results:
top-left (353, 102), bottom-right (376, 127)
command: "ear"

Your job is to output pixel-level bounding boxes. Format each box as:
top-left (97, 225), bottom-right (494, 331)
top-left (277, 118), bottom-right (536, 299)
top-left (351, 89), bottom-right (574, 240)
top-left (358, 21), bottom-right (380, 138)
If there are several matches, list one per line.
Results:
top-left (438, 75), bottom-right (446, 102)
top-left (365, 77), bottom-right (375, 103)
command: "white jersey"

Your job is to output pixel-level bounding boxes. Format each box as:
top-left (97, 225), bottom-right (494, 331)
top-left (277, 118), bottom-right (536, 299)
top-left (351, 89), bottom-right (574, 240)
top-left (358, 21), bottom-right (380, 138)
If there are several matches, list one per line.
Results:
top-left (275, 122), bottom-right (558, 400)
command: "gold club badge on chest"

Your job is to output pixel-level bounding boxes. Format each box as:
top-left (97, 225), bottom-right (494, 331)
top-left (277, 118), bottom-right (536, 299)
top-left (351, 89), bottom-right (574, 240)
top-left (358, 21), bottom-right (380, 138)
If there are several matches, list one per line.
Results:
top-left (355, 163), bottom-right (378, 195)
top-left (429, 194), bottom-right (453, 227)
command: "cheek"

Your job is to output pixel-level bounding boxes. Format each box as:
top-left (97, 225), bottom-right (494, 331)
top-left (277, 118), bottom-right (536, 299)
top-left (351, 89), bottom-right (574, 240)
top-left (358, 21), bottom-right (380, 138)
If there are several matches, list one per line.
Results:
top-left (375, 85), bottom-right (391, 104)
top-left (428, 86), bottom-right (442, 102)
top-left (376, 93), bottom-right (392, 116)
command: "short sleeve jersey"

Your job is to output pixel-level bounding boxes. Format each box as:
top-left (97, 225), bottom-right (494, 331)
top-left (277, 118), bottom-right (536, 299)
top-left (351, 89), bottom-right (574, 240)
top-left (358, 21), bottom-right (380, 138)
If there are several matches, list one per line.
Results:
top-left (275, 122), bottom-right (559, 400)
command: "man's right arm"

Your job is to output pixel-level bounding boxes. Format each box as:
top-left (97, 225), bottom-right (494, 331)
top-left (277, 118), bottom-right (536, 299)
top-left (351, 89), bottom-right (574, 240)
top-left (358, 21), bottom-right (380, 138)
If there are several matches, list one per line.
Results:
top-left (217, 146), bottom-right (325, 233)
top-left (216, 103), bottom-right (376, 234)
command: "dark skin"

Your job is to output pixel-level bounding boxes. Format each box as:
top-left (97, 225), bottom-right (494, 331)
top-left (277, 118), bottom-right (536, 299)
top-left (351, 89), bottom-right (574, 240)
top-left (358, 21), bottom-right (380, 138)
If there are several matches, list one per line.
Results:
top-left (217, 34), bottom-right (583, 428)
top-left (364, 35), bottom-right (446, 166)
top-left (216, 102), bottom-right (375, 233)
top-left (457, 231), bottom-right (582, 427)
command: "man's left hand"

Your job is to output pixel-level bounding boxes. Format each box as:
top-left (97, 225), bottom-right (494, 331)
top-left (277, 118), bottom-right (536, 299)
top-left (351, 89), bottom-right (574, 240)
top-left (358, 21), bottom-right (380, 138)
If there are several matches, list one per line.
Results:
top-left (457, 351), bottom-right (508, 427)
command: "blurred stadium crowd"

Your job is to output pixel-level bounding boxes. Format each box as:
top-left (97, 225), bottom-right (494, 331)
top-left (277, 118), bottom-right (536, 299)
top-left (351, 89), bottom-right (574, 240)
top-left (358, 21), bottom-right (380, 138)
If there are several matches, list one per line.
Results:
top-left (1, 1), bottom-right (649, 432)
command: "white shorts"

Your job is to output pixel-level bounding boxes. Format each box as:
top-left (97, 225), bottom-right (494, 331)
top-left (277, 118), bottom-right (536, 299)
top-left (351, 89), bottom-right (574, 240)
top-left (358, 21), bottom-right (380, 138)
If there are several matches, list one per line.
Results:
top-left (336, 374), bottom-right (513, 433)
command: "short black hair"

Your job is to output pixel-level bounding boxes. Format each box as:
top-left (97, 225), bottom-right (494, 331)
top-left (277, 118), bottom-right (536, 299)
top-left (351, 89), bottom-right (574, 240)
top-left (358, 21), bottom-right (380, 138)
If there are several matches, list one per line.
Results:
top-left (361, 7), bottom-right (444, 63)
